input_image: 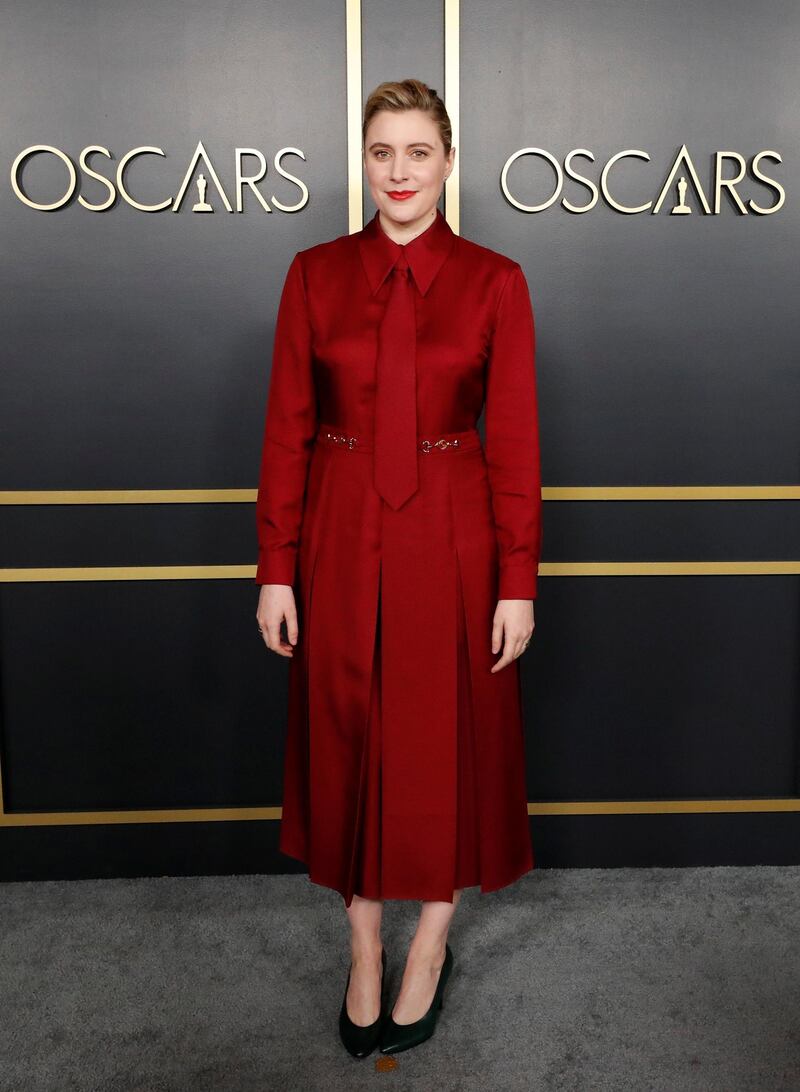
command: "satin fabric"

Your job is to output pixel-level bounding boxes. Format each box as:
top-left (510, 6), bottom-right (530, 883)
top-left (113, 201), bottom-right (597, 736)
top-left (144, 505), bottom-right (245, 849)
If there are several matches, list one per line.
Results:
top-left (373, 249), bottom-right (419, 509)
top-left (255, 207), bottom-right (542, 906)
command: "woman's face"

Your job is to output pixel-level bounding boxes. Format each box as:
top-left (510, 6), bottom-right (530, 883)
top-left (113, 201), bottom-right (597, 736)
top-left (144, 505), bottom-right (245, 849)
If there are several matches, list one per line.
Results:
top-left (363, 108), bottom-right (454, 235)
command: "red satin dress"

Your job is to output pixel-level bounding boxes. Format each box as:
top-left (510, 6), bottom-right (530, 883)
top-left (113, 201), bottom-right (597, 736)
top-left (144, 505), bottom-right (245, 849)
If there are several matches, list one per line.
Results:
top-left (255, 207), bottom-right (542, 907)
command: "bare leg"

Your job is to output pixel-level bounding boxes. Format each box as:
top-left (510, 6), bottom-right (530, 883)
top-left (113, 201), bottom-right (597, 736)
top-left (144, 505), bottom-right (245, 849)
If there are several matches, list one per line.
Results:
top-left (390, 888), bottom-right (462, 1024)
top-left (343, 893), bottom-right (385, 1025)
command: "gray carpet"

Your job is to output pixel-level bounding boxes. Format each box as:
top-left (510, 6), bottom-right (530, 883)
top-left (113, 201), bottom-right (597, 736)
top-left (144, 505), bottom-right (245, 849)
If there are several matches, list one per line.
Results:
top-left (1, 865), bottom-right (799, 1091)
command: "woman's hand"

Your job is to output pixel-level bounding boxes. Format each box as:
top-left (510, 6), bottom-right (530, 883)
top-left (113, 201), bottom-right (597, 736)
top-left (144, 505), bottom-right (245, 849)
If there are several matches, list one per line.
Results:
top-left (490, 599), bottom-right (535, 673)
top-left (256, 584), bottom-right (299, 657)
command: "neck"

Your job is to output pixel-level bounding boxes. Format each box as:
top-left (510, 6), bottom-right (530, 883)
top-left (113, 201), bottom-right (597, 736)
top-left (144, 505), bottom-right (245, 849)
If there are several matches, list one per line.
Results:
top-left (377, 207), bottom-right (437, 246)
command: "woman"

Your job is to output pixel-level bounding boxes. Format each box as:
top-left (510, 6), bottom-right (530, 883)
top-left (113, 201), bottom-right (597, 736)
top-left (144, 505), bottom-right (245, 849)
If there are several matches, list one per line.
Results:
top-left (254, 78), bottom-right (542, 1057)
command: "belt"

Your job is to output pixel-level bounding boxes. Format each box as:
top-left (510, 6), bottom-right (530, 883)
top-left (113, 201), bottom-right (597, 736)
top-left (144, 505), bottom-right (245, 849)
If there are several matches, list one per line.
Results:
top-left (316, 423), bottom-right (481, 454)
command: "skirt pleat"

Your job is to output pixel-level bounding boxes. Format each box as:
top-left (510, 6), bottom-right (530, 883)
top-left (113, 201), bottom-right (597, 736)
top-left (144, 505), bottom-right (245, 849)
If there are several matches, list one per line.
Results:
top-left (350, 554), bottom-right (481, 901)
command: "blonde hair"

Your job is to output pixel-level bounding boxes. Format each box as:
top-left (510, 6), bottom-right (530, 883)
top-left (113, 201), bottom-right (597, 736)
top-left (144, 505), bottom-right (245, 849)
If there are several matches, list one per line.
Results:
top-left (362, 78), bottom-right (453, 156)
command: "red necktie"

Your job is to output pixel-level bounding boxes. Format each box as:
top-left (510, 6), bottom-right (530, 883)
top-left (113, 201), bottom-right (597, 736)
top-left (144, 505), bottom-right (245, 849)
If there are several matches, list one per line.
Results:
top-left (374, 250), bottom-right (419, 509)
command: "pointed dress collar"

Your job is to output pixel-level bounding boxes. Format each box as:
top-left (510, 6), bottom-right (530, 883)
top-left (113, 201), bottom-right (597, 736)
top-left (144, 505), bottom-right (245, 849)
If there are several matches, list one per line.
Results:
top-left (357, 206), bottom-right (456, 297)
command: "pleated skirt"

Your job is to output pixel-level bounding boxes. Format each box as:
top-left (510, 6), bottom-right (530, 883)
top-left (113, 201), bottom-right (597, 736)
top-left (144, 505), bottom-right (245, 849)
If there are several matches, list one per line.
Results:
top-left (277, 423), bottom-right (534, 905)
top-left (349, 558), bottom-right (482, 900)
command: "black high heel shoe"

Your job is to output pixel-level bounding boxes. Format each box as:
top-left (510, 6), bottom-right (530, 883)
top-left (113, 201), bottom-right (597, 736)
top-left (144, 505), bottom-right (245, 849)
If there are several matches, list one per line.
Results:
top-left (338, 947), bottom-right (388, 1058)
top-left (378, 943), bottom-right (453, 1055)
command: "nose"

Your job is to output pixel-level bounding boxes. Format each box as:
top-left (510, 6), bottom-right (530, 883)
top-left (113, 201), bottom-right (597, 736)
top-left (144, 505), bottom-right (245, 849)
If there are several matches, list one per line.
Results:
top-left (389, 158), bottom-right (410, 184)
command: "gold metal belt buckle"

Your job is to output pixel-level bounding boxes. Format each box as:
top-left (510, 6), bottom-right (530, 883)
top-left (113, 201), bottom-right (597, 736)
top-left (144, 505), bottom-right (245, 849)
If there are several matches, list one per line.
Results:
top-left (420, 437), bottom-right (461, 453)
top-left (323, 430), bottom-right (359, 449)
top-left (320, 427), bottom-right (469, 453)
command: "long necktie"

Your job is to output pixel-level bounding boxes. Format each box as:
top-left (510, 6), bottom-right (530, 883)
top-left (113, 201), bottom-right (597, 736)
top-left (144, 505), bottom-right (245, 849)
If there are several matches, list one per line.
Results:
top-left (374, 250), bottom-right (419, 509)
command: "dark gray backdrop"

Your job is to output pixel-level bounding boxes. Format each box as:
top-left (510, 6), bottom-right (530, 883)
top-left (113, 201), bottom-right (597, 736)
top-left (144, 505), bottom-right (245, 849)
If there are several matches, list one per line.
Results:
top-left (1, 0), bottom-right (798, 880)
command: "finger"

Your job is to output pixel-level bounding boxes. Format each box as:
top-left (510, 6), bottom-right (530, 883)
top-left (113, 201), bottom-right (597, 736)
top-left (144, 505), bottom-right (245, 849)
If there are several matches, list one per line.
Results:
top-left (284, 603), bottom-right (299, 647)
top-left (491, 616), bottom-right (504, 655)
top-left (491, 637), bottom-right (518, 672)
top-left (266, 618), bottom-right (292, 656)
top-left (492, 629), bottom-right (531, 670)
top-left (490, 649), bottom-right (515, 673)
top-left (275, 610), bottom-right (297, 655)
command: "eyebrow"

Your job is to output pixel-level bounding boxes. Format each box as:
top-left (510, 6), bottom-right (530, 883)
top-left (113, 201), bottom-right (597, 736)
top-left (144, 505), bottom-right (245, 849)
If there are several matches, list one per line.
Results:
top-left (367, 141), bottom-right (435, 151)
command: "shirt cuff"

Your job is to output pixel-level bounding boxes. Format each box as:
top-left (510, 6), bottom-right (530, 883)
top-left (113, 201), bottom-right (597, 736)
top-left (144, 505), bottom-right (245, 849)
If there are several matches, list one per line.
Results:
top-left (255, 548), bottom-right (297, 587)
top-left (498, 566), bottom-right (538, 601)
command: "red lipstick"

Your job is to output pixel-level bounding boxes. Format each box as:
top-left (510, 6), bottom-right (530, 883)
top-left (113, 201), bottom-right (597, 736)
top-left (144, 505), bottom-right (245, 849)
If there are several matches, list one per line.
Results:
top-left (387, 191), bottom-right (417, 201)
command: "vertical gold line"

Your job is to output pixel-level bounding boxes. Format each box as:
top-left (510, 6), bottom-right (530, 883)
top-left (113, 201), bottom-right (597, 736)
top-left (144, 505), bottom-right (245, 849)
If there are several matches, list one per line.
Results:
top-left (443, 0), bottom-right (460, 234)
top-left (346, 0), bottom-right (364, 232)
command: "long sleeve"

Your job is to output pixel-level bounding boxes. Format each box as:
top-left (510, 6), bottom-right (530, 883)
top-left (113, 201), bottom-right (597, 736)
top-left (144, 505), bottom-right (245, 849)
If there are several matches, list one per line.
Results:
top-left (254, 252), bottom-right (318, 586)
top-left (484, 262), bottom-right (543, 600)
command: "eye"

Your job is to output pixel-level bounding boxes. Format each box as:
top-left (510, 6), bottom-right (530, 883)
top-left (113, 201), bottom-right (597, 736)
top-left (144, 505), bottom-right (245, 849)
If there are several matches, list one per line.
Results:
top-left (411, 150), bottom-right (429, 158)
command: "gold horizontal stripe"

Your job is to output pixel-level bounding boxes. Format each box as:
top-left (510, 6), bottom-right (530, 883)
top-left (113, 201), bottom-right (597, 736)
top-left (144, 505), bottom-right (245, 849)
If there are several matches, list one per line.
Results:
top-left (1, 561), bottom-right (799, 583)
top-left (547, 561), bottom-right (800, 577)
top-left (547, 485), bottom-right (800, 501)
top-left (0, 489), bottom-right (255, 504)
top-left (529, 798), bottom-right (800, 815)
top-left (1, 565), bottom-right (255, 582)
top-left (0, 485), bottom-right (798, 504)
top-left (1, 798), bottom-right (799, 826)
top-left (0, 806), bottom-right (282, 826)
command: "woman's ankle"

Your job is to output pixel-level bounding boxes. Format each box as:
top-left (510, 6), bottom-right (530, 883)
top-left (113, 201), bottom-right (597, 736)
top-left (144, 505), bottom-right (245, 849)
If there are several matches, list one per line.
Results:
top-left (406, 934), bottom-right (447, 967)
